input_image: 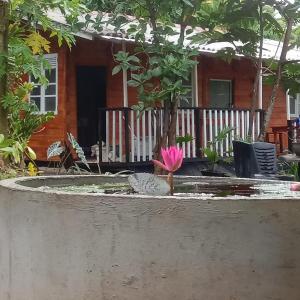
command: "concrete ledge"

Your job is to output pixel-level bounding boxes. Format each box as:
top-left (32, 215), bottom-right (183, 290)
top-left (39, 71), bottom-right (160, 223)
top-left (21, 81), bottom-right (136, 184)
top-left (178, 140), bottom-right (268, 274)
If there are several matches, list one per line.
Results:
top-left (0, 175), bottom-right (300, 299)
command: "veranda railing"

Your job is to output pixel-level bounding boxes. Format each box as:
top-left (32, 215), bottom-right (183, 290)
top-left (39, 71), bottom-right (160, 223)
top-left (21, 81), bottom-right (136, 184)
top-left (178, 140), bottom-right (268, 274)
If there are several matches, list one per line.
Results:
top-left (97, 107), bottom-right (264, 163)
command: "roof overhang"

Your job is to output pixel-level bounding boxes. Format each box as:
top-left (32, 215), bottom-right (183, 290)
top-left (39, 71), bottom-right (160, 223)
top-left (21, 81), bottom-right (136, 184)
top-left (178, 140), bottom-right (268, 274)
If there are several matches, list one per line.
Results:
top-left (47, 10), bottom-right (300, 62)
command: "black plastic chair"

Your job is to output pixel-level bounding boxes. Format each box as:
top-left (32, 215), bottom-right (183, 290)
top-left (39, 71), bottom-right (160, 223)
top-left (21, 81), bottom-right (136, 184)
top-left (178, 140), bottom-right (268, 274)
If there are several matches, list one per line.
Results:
top-left (252, 142), bottom-right (277, 176)
top-left (233, 140), bottom-right (293, 180)
top-left (232, 141), bottom-right (258, 178)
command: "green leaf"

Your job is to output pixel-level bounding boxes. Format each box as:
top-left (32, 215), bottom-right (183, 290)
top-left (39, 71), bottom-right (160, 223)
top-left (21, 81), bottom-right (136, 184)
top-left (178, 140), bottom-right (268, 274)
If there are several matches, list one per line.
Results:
top-left (128, 55), bottom-right (140, 63)
top-left (203, 147), bottom-right (218, 165)
top-left (127, 80), bottom-right (140, 87)
top-left (131, 73), bottom-right (142, 82)
top-left (112, 65), bottom-right (122, 75)
top-left (182, 0), bottom-right (194, 7)
top-left (47, 141), bottom-right (65, 159)
top-left (67, 133), bottom-right (90, 170)
top-left (26, 146), bottom-right (37, 160)
top-left (151, 67), bottom-right (162, 77)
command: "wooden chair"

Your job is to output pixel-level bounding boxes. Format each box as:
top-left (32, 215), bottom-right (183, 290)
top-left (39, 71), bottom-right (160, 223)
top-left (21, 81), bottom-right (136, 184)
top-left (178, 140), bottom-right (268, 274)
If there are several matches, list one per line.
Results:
top-left (266, 126), bottom-right (289, 155)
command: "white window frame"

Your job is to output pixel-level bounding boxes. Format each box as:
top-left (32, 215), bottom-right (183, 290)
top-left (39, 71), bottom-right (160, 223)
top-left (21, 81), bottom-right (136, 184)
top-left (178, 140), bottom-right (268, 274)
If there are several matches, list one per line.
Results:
top-left (289, 93), bottom-right (300, 119)
top-left (209, 79), bottom-right (232, 108)
top-left (29, 53), bottom-right (58, 114)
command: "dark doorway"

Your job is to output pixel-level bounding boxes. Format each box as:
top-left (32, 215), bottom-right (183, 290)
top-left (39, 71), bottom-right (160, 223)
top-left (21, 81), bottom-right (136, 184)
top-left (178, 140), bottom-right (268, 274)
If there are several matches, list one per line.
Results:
top-left (76, 66), bottom-right (106, 154)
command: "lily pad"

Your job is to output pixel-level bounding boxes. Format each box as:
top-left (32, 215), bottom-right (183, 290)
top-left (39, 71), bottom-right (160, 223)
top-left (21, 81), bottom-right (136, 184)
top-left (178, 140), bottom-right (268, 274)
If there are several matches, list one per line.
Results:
top-left (128, 173), bottom-right (170, 196)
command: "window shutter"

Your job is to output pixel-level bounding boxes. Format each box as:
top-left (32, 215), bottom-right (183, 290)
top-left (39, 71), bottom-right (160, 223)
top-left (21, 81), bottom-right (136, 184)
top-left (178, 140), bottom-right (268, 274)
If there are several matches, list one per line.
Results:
top-left (45, 54), bottom-right (57, 68)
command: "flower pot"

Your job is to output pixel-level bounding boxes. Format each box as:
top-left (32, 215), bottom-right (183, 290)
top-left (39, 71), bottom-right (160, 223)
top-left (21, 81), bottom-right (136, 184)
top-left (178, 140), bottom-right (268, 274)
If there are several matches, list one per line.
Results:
top-left (292, 142), bottom-right (300, 156)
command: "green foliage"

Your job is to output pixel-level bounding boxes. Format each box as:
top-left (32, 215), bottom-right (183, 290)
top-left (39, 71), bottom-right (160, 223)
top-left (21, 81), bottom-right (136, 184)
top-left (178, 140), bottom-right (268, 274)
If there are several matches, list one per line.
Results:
top-left (278, 160), bottom-right (299, 181)
top-left (67, 132), bottom-right (90, 170)
top-left (0, 0), bottom-right (87, 170)
top-left (202, 126), bottom-right (234, 171)
top-left (113, 44), bottom-right (198, 109)
top-left (0, 133), bottom-right (36, 165)
top-left (176, 134), bottom-right (194, 146)
top-left (10, 0), bottom-right (86, 47)
top-left (0, 166), bottom-right (19, 180)
top-left (0, 134), bottom-right (21, 163)
top-left (2, 83), bottom-right (54, 144)
top-left (0, 0), bottom-right (87, 83)
top-left (90, 0), bottom-right (206, 150)
top-left (46, 133), bottom-right (91, 174)
top-left (47, 141), bottom-right (65, 159)
top-left (233, 134), bottom-right (253, 143)
top-left (0, 25), bottom-right (49, 87)
top-left (203, 147), bottom-right (219, 168)
top-left (90, 0), bottom-right (300, 147)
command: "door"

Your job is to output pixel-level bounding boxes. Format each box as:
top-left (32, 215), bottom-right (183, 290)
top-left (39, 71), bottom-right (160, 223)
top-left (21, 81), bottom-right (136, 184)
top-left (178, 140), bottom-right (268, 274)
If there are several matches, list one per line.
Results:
top-left (76, 66), bottom-right (106, 154)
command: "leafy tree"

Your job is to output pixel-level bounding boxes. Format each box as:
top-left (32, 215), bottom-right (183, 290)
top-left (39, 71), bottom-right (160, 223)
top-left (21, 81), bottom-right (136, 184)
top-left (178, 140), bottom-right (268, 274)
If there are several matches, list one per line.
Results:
top-left (258, 0), bottom-right (300, 139)
top-left (0, 0), bottom-right (86, 167)
top-left (90, 0), bottom-right (221, 168)
top-left (191, 0), bottom-right (300, 139)
top-left (90, 0), bottom-right (300, 166)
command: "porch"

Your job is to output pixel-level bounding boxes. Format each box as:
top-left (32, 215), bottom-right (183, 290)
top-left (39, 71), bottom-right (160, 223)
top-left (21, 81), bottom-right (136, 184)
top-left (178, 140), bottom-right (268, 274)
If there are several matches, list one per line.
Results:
top-left (95, 107), bottom-right (264, 164)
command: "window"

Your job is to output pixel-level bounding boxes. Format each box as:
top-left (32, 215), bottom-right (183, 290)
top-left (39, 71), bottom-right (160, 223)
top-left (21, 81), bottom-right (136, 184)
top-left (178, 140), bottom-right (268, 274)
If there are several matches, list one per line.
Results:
top-left (289, 94), bottom-right (300, 119)
top-left (179, 65), bottom-right (198, 108)
top-left (30, 53), bottom-right (58, 114)
top-left (209, 79), bottom-right (232, 109)
top-left (179, 77), bottom-right (194, 108)
top-left (290, 95), bottom-right (296, 116)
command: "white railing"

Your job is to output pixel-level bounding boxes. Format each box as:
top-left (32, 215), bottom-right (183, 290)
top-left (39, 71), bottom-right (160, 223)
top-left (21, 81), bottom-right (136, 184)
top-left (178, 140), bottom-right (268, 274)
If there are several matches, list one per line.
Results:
top-left (98, 108), bottom-right (264, 163)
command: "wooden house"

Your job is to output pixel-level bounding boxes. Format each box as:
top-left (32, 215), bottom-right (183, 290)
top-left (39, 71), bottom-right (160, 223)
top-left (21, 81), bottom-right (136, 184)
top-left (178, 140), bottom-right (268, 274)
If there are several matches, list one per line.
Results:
top-left (29, 12), bottom-right (296, 165)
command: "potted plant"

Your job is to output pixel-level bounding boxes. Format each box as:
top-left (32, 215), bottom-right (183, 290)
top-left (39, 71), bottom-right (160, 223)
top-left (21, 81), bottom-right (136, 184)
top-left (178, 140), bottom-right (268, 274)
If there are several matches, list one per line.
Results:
top-left (201, 126), bottom-right (234, 177)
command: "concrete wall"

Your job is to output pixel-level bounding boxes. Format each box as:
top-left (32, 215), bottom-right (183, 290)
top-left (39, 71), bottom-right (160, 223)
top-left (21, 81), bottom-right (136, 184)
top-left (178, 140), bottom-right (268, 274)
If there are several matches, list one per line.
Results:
top-left (1, 176), bottom-right (300, 299)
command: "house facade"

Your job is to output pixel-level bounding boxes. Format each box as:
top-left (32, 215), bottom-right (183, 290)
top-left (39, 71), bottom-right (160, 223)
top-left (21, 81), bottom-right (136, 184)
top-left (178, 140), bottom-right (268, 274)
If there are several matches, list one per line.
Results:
top-left (28, 29), bottom-right (290, 163)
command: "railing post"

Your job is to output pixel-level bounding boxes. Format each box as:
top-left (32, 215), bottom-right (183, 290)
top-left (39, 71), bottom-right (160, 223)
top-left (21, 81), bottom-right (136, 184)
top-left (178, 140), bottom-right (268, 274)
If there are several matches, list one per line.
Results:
top-left (287, 119), bottom-right (294, 151)
top-left (195, 108), bottom-right (202, 158)
top-left (259, 109), bottom-right (265, 140)
top-left (124, 108), bottom-right (130, 163)
top-left (98, 109), bottom-right (103, 163)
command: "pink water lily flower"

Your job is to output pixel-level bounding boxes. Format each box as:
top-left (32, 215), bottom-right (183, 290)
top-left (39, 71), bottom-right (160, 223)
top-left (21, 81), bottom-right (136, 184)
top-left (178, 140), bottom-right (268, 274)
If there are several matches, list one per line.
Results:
top-left (290, 183), bottom-right (300, 191)
top-left (152, 146), bottom-right (183, 172)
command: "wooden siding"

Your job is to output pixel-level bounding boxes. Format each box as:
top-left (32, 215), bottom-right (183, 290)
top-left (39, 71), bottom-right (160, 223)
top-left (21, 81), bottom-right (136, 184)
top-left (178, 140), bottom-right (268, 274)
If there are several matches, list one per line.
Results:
top-left (29, 42), bottom-right (68, 160)
top-left (29, 38), bottom-right (288, 161)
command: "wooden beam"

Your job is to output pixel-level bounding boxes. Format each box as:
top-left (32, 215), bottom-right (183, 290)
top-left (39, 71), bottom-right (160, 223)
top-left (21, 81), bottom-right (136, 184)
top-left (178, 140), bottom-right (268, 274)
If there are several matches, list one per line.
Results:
top-left (122, 41), bottom-right (128, 107)
top-left (258, 63), bottom-right (263, 110)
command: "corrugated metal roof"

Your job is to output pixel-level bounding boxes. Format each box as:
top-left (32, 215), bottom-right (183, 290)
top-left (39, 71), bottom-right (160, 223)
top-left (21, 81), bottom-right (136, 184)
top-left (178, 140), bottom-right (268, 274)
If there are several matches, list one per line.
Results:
top-left (47, 10), bottom-right (300, 61)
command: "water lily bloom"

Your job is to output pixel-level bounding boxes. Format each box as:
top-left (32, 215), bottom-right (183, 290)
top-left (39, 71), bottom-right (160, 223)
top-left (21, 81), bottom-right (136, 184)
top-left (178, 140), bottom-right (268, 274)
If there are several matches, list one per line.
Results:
top-left (290, 183), bottom-right (300, 191)
top-left (152, 146), bottom-right (183, 196)
top-left (152, 146), bottom-right (183, 172)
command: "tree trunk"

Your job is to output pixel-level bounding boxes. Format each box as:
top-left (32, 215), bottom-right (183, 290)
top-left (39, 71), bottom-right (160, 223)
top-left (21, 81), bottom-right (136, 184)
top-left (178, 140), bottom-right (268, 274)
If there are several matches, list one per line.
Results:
top-left (0, 0), bottom-right (9, 134)
top-left (167, 97), bottom-right (178, 146)
top-left (153, 103), bottom-right (170, 174)
top-left (258, 18), bottom-right (293, 141)
top-left (248, 4), bottom-right (263, 139)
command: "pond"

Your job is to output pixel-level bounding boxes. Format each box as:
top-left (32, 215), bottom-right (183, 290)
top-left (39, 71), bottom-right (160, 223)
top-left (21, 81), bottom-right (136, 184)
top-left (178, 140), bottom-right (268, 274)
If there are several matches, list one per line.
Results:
top-left (1, 175), bottom-right (300, 300)
top-left (36, 175), bottom-right (296, 199)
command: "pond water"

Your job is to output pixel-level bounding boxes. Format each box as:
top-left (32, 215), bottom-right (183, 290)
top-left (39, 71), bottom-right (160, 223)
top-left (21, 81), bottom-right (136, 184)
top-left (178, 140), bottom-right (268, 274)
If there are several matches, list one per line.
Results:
top-left (39, 180), bottom-right (297, 198)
